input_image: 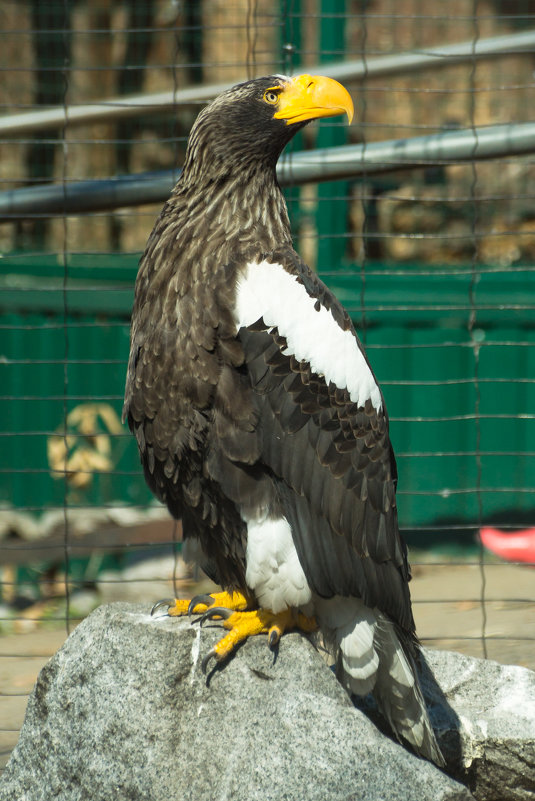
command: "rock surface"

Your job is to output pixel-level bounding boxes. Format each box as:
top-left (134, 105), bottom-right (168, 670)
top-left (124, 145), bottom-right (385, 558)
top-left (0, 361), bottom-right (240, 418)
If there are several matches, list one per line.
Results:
top-left (0, 603), bottom-right (473, 801)
top-left (0, 602), bottom-right (532, 801)
top-left (421, 649), bottom-right (535, 800)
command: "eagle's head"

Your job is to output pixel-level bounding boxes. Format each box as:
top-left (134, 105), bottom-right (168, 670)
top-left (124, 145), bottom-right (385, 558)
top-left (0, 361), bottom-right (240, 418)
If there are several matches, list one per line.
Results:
top-left (181, 74), bottom-right (354, 182)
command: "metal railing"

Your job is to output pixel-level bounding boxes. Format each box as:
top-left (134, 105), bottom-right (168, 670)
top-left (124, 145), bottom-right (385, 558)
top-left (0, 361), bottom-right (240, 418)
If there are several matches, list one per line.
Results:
top-left (1, 29), bottom-right (534, 138)
top-left (1, 121), bottom-right (534, 220)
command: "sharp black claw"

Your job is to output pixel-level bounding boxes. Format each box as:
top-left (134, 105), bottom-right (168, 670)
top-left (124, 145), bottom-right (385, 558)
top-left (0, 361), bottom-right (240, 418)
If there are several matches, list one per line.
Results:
top-left (268, 629), bottom-right (281, 648)
top-left (188, 594), bottom-right (215, 616)
top-left (198, 606), bottom-right (234, 626)
top-left (201, 648), bottom-right (217, 674)
top-left (151, 598), bottom-right (175, 616)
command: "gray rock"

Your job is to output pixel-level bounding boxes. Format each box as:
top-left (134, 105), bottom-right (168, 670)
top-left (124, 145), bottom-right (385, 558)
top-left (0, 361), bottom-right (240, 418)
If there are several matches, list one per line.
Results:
top-left (0, 603), bottom-right (472, 801)
top-left (422, 649), bottom-right (535, 801)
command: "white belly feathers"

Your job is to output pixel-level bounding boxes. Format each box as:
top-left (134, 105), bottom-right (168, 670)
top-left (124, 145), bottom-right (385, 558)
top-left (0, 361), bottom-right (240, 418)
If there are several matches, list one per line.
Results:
top-left (244, 511), bottom-right (312, 614)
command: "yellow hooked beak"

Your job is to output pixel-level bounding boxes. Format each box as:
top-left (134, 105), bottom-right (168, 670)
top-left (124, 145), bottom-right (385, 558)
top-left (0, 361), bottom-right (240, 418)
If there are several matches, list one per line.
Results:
top-left (273, 74), bottom-right (354, 125)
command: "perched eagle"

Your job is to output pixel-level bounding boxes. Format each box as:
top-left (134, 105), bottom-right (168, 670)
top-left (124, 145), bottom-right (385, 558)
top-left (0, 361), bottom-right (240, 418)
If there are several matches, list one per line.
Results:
top-left (123, 74), bottom-right (444, 765)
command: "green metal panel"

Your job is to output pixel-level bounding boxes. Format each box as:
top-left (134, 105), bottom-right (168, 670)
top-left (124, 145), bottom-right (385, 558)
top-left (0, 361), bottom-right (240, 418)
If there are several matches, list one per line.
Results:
top-left (316, 0), bottom-right (351, 272)
top-left (367, 325), bottom-right (479, 530)
top-left (279, 0), bottom-right (304, 245)
top-left (341, 266), bottom-right (535, 534)
top-left (1, 253), bottom-right (150, 514)
top-left (1, 254), bottom-right (533, 536)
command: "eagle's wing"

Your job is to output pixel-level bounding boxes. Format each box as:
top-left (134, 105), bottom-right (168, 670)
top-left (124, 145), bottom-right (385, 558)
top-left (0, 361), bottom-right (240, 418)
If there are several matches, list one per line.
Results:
top-left (233, 248), bottom-right (414, 634)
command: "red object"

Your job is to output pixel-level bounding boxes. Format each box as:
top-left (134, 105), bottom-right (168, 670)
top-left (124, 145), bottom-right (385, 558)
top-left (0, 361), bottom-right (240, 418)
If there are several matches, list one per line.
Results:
top-left (480, 526), bottom-right (535, 564)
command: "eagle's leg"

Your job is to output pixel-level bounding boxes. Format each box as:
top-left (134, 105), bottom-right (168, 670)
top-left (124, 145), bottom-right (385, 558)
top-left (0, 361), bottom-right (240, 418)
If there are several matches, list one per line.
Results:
top-left (198, 607), bottom-right (317, 673)
top-left (151, 590), bottom-right (248, 619)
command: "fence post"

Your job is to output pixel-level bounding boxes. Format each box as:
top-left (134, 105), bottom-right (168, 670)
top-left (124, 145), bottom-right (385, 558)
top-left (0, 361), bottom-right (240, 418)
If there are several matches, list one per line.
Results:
top-left (315, 0), bottom-right (350, 272)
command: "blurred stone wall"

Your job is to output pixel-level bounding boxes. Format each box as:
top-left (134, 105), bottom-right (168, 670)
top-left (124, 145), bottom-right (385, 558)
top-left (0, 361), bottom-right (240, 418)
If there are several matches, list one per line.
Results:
top-left (344, 0), bottom-right (535, 265)
top-left (0, 0), bottom-right (533, 264)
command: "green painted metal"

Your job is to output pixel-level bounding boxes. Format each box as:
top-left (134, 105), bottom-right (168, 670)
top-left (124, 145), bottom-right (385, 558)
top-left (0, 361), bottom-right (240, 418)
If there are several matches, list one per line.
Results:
top-left (1, 254), bottom-right (151, 515)
top-left (2, 252), bottom-right (533, 539)
top-left (315, 0), bottom-right (351, 272)
top-left (279, 0), bottom-right (305, 245)
top-left (333, 265), bottom-right (535, 532)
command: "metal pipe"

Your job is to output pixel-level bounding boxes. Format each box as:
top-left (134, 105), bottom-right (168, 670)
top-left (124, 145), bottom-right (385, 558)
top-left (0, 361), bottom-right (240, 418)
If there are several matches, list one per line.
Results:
top-left (0, 84), bottom-right (229, 138)
top-left (0, 122), bottom-right (533, 221)
top-left (325, 28), bottom-right (535, 82)
top-left (0, 171), bottom-right (177, 219)
top-left (1, 29), bottom-right (534, 137)
top-left (277, 122), bottom-right (535, 184)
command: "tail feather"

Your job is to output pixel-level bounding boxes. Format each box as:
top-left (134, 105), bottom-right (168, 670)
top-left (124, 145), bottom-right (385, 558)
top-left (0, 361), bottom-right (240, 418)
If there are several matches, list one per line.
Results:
top-left (337, 612), bottom-right (379, 695)
top-left (316, 596), bottom-right (445, 767)
top-left (316, 597), bottom-right (378, 695)
top-left (373, 614), bottom-right (445, 766)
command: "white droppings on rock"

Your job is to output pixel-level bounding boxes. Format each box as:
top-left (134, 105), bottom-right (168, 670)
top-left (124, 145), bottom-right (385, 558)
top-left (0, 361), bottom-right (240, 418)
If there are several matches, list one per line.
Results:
top-left (190, 623), bottom-right (201, 682)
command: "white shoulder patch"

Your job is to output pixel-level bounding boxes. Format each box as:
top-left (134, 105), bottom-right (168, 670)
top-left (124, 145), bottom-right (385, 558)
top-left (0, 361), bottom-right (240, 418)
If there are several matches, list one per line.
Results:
top-left (235, 259), bottom-right (382, 411)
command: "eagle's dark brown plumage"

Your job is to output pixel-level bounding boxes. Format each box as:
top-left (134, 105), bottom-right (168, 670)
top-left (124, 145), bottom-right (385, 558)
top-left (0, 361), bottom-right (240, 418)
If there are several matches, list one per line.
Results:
top-left (123, 74), bottom-right (444, 765)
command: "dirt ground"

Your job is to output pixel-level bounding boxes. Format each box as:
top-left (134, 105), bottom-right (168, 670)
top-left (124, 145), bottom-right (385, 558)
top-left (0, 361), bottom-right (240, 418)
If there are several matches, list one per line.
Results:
top-left (1, 559), bottom-right (533, 772)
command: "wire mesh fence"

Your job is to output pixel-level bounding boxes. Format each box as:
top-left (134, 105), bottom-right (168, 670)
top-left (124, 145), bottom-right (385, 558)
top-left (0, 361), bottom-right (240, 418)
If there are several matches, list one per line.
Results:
top-left (1, 0), bottom-right (534, 771)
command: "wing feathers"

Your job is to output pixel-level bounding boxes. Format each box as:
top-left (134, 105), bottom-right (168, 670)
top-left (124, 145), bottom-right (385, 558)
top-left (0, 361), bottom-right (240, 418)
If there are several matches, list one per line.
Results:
top-left (235, 258), bottom-right (383, 411)
top-left (238, 319), bottom-right (412, 627)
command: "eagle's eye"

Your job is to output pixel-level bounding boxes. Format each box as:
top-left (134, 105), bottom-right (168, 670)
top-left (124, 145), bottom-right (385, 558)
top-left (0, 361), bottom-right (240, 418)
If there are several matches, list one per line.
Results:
top-left (263, 89), bottom-right (280, 105)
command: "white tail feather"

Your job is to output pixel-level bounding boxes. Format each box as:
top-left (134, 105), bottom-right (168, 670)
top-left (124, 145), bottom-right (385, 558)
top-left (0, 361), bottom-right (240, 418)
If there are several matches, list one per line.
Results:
top-left (373, 614), bottom-right (444, 765)
top-left (315, 596), bottom-right (445, 766)
top-left (316, 597), bottom-right (379, 695)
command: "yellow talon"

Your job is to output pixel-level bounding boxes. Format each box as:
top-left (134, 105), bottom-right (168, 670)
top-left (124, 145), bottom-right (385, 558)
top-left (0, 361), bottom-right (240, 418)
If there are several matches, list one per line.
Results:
top-left (203, 591), bottom-right (249, 612)
top-left (152, 591), bottom-right (317, 672)
top-left (166, 598), bottom-right (191, 616)
top-left (156, 590), bottom-right (249, 618)
top-left (207, 607), bottom-right (317, 663)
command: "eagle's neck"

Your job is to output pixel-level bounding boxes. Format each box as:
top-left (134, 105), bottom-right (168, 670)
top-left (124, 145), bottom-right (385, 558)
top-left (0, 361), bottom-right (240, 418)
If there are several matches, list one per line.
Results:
top-left (135, 157), bottom-right (293, 325)
top-left (173, 158), bottom-right (293, 263)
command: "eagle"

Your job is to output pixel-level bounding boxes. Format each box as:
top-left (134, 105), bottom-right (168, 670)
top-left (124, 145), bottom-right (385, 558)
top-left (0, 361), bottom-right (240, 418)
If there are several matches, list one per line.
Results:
top-left (123, 73), bottom-right (444, 766)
